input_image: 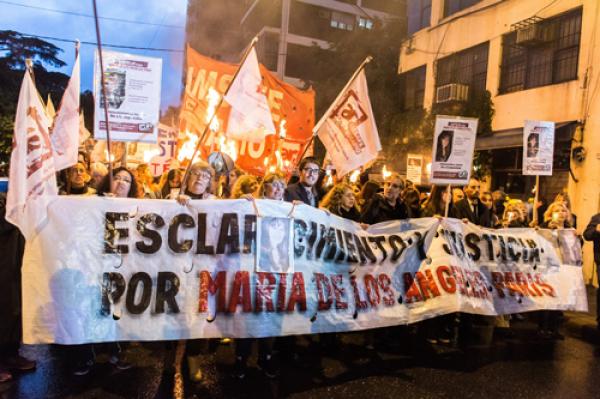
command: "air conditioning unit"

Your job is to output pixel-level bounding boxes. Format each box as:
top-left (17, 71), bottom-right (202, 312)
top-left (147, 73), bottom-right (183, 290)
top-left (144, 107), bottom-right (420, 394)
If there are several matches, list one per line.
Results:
top-left (436, 83), bottom-right (469, 103)
top-left (513, 17), bottom-right (556, 47)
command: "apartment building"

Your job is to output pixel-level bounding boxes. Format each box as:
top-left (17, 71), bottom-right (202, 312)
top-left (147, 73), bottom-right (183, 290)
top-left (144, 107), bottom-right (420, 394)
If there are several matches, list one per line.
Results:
top-left (399, 0), bottom-right (600, 283)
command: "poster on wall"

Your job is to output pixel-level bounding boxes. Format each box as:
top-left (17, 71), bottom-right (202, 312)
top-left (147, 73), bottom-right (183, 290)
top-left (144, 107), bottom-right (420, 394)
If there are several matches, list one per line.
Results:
top-left (430, 115), bottom-right (478, 185)
top-left (406, 154), bottom-right (423, 184)
top-left (94, 50), bottom-right (162, 143)
top-left (522, 120), bottom-right (555, 176)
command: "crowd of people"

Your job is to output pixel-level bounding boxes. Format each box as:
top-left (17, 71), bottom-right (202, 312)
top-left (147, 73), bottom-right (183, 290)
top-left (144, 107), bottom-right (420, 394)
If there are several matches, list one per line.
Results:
top-left (1, 153), bottom-right (599, 385)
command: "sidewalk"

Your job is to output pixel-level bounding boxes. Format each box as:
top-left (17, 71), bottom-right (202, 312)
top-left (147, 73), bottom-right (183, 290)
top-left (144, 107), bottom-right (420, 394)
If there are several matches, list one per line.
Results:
top-left (563, 285), bottom-right (599, 344)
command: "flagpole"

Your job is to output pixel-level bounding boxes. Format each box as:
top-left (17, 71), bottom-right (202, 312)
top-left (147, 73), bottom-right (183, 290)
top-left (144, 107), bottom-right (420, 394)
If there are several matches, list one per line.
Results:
top-left (178, 36), bottom-right (260, 196)
top-left (92, 0), bottom-right (114, 188)
top-left (294, 55), bottom-right (373, 169)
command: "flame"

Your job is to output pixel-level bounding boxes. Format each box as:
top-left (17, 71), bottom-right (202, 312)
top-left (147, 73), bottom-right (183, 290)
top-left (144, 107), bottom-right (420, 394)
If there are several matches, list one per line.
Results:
top-left (382, 165), bottom-right (392, 180)
top-left (268, 165), bottom-right (277, 173)
top-left (349, 169), bottom-right (360, 184)
top-left (279, 119), bottom-right (287, 139)
top-left (217, 133), bottom-right (238, 162)
top-left (425, 162), bottom-right (432, 175)
top-left (263, 157), bottom-right (269, 167)
top-left (104, 149), bottom-right (115, 163)
top-left (177, 131), bottom-right (199, 162)
top-left (206, 88), bottom-right (221, 132)
top-left (143, 148), bottom-right (160, 163)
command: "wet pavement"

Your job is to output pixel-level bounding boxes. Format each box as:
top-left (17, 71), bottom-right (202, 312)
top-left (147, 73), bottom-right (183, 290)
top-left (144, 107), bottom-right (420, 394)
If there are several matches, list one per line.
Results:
top-left (1, 288), bottom-right (599, 399)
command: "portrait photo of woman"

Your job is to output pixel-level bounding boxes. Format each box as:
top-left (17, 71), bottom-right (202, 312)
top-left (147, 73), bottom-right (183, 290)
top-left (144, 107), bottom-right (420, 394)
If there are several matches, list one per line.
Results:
top-left (435, 130), bottom-right (453, 162)
top-left (526, 132), bottom-right (540, 158)
top-left (256, 217), bottom-right (293, 274)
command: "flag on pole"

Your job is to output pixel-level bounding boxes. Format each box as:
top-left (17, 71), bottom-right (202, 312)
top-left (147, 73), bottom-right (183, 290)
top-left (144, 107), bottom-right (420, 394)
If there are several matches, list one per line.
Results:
top-left (50, 50), bottom-right (80, 170)
top-left (316, 69), bottom-right (381, 177)
top-left (224, 47), bottom-right (276, 143)
top-left (46, 94), bottom-right (56, 120)
top-left (6, 69), bottom-right (58, 240)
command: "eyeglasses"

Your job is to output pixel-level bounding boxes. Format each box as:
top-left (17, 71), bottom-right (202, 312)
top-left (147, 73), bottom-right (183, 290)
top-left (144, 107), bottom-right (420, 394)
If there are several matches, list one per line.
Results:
top-left (266, 182), bottom-right (285, 190)
top-left (302, 168), bottom-right (320, 176)
top-left (190, 170), bottom-right (211, 181)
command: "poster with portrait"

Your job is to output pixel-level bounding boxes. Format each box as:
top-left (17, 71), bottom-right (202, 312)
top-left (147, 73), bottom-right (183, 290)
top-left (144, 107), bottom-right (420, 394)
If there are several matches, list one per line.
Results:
top-left (406, 154), bottom-right (423, 185)
top-left (255, 216), bottom-right (295, 273)
top-left (430, 116), bottom-right (478, 185)
top-left (94, 50), bottom-right (162, 143)
top-left (522, 120), bottom-right (555, 176)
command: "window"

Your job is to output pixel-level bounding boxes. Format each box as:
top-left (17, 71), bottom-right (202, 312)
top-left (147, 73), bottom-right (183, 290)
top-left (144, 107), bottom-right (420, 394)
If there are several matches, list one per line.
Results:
top-left (436, 42), bottom-right (489, 100)
top-left (358, 17), bottom-right (374, 29)
top-left (499, 8), bottom-right (582, 94)
top-left (408, 0), bottom-right (431, 34)
top-left (331, 11), bottom-right (355, 31)
top-left (443, 0), bottom-right (482, 18)
top-left (400, 65), bottom-right (426, 110)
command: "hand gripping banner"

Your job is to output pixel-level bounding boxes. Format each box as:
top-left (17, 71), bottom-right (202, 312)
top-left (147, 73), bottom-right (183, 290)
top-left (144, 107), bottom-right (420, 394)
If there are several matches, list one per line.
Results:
top-left (22, 197), bottom-right (587, 344)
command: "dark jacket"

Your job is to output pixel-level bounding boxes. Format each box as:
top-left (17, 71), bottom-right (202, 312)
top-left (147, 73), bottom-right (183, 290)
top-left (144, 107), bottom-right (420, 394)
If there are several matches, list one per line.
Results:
top-left (284, 182), bottom-right (320, 206)
top-left (450, 197), bottom-right (492, 227)
top-left (360, 193), bottom-right (409, 225)
top-left (335, 206), bottom-right (361, 222)
top-left (583, 213), bottom-right (600, 265)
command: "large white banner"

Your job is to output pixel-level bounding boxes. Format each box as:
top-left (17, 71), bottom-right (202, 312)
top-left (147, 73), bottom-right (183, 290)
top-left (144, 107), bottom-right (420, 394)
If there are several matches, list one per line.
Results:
top-left (430, 115), bottom-right (478, 185)
top-left (22, 198), bottom-right (587, 344)
top-left (523, 120), bottom-right (555, 176)
top-left (94, 50), bottom-right (162, 143)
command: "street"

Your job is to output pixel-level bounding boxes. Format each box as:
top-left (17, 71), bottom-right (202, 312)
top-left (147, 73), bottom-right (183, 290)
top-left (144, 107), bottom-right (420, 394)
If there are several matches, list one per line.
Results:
top-left (1, 289), bottom-right (598, 399)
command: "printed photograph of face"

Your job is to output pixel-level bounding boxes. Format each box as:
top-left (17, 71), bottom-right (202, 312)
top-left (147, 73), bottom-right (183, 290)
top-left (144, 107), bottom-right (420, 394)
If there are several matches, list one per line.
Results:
top-left (435, 130), bottom-right (453, 162)
top-left (526, 132), bottom-right (540, 158)
top-left (256, 217), bottom-right (293, 274)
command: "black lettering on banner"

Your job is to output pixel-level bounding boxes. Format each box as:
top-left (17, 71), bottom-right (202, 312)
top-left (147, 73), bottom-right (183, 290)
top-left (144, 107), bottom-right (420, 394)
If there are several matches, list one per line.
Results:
top-left (155, 272), bottom-right (180, 314)
top-left (196, 213), bottom-right (215, 255)
top-left (101, 272), bottom-right (126, 316)
top-left (414, 232), bottom-right (428, 261)
top-left (306, 222), bottom-right (318, 260)
top-left (126, 272), bottom-right (152, 314)
top-left (168, 214), bottom-right (195, 253)
top-left (315, 225), bottom-right (335, 259)
top-left (368, 236), bottom-right (387, 262)
top-left (526, 239), bottom-right (541, 263)
top-left (293, 220), bottom-right (308, 258)
top-left (243, 215), bottom-right (257, 254)
top-left (481, 234), bottom-right (495, 261)
top-left (498, 235), bottom-right (508, 261)
top-left (441, 230), bottom-right (454, 255)
top-left (465, 233), bottom-right (481, 261)
top-left (216, 213), bottom-right (240, 254)
top-left (335, 229), bottom-right (348, 263)
top-left (355, 235), bottom-right (376, 264)
top-left (104, 212), bottom-right (129, 254)
top-left (389, 235), bottom-right (406, 262)
top-left (136, 213), bottom-right (165, 254)
top-left (343, 231), bottom-right (358, 263)
top-left (507, 236), bottom-right (521, 261)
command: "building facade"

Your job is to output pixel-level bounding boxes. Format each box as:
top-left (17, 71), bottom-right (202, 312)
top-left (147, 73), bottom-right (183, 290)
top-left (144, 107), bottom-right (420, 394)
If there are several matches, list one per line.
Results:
top-left (241, 0), bottom-right (404, 86)
top-left (399, 0), bottom-right (600, 283)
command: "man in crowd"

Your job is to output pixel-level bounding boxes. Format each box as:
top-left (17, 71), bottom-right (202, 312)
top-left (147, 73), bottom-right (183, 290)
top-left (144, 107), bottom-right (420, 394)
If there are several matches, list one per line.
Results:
top-left (583, 213), bottom-right (600, 331)
top-left (285, 157), bottom-right (321, 206)
top-left (452, 187), bottom-right (465, 204)
top-left (451, 178), bottom-right (492, 227)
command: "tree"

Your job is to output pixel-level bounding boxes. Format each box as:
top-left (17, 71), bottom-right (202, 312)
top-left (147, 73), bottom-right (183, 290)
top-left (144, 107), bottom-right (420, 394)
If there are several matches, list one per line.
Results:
top-left (0, 30), bottom-right (69, 175)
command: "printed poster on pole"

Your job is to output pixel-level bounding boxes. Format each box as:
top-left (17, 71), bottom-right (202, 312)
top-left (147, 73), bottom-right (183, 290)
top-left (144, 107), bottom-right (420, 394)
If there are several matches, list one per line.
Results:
top-left (430, 115), bottom-right (478, 185)
top-left (94, 50), bottom-right (162, 143)
top-left (406, 153), bottom-right (423, 185)
top-left (522, 120), bottom-right (555, 176)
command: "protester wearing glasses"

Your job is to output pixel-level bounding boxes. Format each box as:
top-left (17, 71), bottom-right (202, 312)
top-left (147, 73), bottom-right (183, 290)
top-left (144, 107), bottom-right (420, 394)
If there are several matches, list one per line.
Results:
top-left (176, 161), bottom-right (216, 205)
top-left (360, 173), bottom-right (409, 225)
top-left (284, 157), bottom-right (321, 206)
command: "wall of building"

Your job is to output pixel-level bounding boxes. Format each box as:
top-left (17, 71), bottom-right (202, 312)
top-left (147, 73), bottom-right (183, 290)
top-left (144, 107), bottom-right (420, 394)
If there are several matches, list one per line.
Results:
top-left (399, 0), bottom-right (600, 284)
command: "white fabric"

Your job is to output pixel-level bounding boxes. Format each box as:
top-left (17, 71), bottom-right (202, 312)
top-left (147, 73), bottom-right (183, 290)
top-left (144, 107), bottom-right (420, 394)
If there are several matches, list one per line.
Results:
top-left (6, 70), bottom-right (58, 240)
top-left (316, 70), bottom-right (381, 177)
top-left (224, 47), bottom-right (276, 142)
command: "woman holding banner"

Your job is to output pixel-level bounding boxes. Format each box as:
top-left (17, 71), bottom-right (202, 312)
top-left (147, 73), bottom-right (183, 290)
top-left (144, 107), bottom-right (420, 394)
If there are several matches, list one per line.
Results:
top-left (97, 167), bottom-right (140, 199)
top-left (233, 172), bottom-right (287, 379)
top-left (320, 183), bottom-right (361, 222)
top-left (176, 161), bottom-right (216, 205)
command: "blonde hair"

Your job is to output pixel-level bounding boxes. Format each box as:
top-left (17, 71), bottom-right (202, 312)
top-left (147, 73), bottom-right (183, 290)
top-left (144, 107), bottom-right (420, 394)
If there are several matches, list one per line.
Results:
top-left (230, 174), bottom-right (258, 199)
top-left (544, 201), bottom-right (574, 227)
top-left (320, 183), bottom-right (355, 214)
top-left (502, 200), bottom-right (526, 224)
top-left (258, 172), bottom-right (286, 198)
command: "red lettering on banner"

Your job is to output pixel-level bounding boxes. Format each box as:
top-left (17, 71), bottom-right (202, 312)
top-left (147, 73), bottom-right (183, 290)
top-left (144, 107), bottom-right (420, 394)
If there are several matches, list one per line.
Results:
top-left (287, 272), bottom-right (307, 312)
top-left (491, 272), bottom-right (506, 298)
top-left (198, 270), bottom-right (227, 312)
top-left (515, 272), bottom-right (537, 297)
top-left (503, 272), bottom-right (523, 296)
top-left (228, 271), bottom-right (252, 313)
top-left (276, 273), bottom-right (287, 312)
top-left (416, 270), bottom-right (441, 300)
top-left (436, 266), bottom-right (457, 294)
top-left (350, 275), bottom-right (368, 309)
top-left (526, 273), bottom-right (544, 297)
top-left (451, 266), bottom-right (468, 296)
top-left (403, 272), bottom-right (423, 303)
top-left (331, 274), bottom-right (348, 310)
top-left (378, 274), bottom-right (395, 306)
top-left (364, 274), bottom-right (380, 307)
top-left (255, 272), bottom-right (276, 312)
top-left (534, 273), bottom-right (556, 297)
top-left (315, 273), bottom-right (333, 311)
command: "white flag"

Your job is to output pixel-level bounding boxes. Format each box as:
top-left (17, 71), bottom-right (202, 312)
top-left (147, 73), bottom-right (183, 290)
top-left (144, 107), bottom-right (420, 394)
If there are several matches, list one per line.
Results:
top-left (224, 47), bottom-right (275, 142)
top-left (79, 111), bottom-right (91, 145)
top-left (46, 94), bottom-right (56, 119)
top-left (316, 70), bottom-right (381, 177)
top-left (6, 70), bottom-right (58, 240)
top-left (50, 52), bottom-right (80, 170)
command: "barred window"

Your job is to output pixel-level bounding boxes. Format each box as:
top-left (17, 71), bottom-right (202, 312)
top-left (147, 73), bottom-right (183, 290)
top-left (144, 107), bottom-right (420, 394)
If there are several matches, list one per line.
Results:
top-left (435, 42), bottom-right (489, 99)
top-left (443, 0), bottom-right (482, 18)
top-left (408, 0), bottom-right (432, 35)
top-left (400, 65), bottom-right (426, 111)
top-left (499, 8), bottom-right (581, 94)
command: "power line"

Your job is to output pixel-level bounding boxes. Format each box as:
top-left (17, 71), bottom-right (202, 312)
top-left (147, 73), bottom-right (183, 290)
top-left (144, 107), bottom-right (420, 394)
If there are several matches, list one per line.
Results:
top-left (0, 0), bottom-right (185, 29)
top-left (19, 32), bottom-right (184, 53)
